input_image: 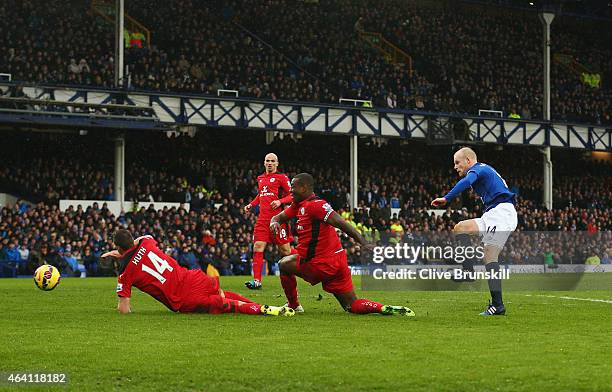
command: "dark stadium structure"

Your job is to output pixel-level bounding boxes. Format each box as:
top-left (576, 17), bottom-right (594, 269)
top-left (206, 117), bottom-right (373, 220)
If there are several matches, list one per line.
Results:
top-left (1, 1), bottom-right (612, 391)
top-left (1, 0), bottom-right (610, 278)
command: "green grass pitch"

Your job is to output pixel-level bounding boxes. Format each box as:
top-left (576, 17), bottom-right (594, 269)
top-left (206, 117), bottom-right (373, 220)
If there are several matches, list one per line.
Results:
top-left (1, 276), bottom-right (611, 391)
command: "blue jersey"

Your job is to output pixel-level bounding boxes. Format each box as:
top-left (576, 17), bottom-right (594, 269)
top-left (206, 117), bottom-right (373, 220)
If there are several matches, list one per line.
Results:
top-left (444, 163), bottom-right (515, 211)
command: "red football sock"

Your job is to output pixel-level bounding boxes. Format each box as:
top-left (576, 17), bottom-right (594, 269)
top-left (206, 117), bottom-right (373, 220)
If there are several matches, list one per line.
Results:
top-left (211, 298), bottom-right (262, 315)
top-left (224, 291), bottom-right (254, 303)
top-left (280, 274), bottom-right (299, 309)
top-left (252, 251), bottom-right (264, 281)
top-left (238, 302), bottom-right (263, 315)
top-left (349, 299), bottom-right (384, 314)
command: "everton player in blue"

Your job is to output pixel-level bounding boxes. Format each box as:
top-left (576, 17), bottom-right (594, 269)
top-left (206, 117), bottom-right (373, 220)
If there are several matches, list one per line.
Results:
top-left (431, 147), bottom-right (517, 316)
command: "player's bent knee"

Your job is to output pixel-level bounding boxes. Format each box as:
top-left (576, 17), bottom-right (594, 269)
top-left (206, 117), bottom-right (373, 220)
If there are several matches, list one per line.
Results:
top-left (278, 245), bottom-right (292, 257)
top-left (278, 254), bottom-right (297, 274)
top-left (278, 259), bottom-right (288, 273)
top-left (343, 300), bottom-right (358, 313)
top-left (207, 296), bottom-right (232, 314)
top-left (253, 241), bottom-right (267, 252)
top-left (334, 292), bottom-right (357, 312)
top-left (454, 220), bottom-right (479, 234)
top-left (453, 221), bottom-right (466, 232)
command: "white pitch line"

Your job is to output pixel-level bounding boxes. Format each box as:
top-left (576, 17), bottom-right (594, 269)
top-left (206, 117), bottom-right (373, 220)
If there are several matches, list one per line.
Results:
top-left (524, 294), bottom-right (612, 304)
top-left (558, 296), bottom-right (612, 304)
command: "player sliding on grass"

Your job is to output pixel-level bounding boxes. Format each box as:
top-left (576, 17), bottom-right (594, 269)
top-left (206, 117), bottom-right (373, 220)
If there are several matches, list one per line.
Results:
top-left (431, 147), bottom-right (517, 316)
top-left (271, 173), bottom-right (415, 316)
top-left (102, 229), bottom-right (294, 317)
top-left (243, 153), bottom-right (295, 290)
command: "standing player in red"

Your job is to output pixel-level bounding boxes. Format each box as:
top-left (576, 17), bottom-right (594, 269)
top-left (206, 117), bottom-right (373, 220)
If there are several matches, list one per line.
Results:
top-left (243, 153), bottom-right (295, 290)
top-left (101, 229), bottom-right (294, 317)
top-left (270, 173), bottom-right (415, 316)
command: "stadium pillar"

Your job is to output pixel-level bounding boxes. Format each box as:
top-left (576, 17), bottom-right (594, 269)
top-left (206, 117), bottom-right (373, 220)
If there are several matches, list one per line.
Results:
top-left (114, 136), bottom-right (125, 208)
top-left (349, 135), bottom-right (358, 211)
top-left (114, 0), bottom-right (125, 87)
top-left (266, 131), bottom-right (274, 145)
top-left (543, 147), bottom-right (553, 210)
top-left (540, 11), bottom-right (555, 210)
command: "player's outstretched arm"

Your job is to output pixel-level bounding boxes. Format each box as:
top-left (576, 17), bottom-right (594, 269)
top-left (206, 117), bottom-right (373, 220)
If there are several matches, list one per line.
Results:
top-left (117, 297), bottom-right (131, 314)
top-left (270, 211), bottom-right (290, 235)
top-left (431, 197), bottom-right (447, 207)
top-left (327, 212), bottom-right (367, 246)
top-left (432, 171), bottom-right (478, 206)
top-left (101, 250), bottom-right (122, 259)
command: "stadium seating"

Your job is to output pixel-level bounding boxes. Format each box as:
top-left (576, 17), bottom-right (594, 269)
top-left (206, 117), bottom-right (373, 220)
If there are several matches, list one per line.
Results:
top-left (1, 0), bottom-right (610, 124)
top-left (2, 0), bottom-right (610, 275)
top-left (1, 131), bottom-right (610, 276)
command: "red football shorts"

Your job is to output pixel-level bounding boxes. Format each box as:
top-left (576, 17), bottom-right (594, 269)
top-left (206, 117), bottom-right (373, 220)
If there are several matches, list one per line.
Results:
top-left (297, 250), bottom-right (354, 294)
top-left (178, 270), bottom-right (223, 313)
top-left (253, 220), bottom-right (293, 245)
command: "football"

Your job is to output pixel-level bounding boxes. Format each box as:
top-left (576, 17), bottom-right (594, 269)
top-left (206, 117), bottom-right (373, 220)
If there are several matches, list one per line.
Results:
top-left (33, 265), bottom-right (61, 291)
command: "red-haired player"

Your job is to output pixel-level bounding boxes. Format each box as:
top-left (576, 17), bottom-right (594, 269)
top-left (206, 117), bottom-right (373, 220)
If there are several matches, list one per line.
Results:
top-left (243, 153), bottom-right (295, 290)
top-left (270, 173), bottom-right (415, 316)
top-left (102, 230), bottom-right (294, 317)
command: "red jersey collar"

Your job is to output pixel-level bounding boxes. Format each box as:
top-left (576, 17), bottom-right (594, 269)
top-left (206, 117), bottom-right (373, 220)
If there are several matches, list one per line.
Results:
top-left (296, 193), bottom-right (317, 205)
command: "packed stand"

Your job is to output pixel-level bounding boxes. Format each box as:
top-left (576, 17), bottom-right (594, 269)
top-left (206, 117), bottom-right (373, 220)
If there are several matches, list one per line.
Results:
top-left (235, 0), bottom-right (611, 124)
top-left (0, 200), bottom-right (266, 278)
top-left (1, 0), bottom-right (610, 124)
top-left (2, 130), bottom-right (611, 210)
top-left (0, 0), bottom-right (115, 87)
top-left (1, 131), bottom-right (610, 276)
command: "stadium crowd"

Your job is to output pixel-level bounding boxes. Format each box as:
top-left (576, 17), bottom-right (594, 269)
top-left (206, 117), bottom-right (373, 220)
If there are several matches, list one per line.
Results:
top-left (1, 131), bottom-right (610, 277)
top-left (1, 0), bottom-right (610, 124)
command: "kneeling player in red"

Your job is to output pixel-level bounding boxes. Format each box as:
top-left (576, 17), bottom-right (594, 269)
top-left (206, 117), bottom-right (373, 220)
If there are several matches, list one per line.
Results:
top-left (102, 230), bottom-right (294, 317)
top-left (270, 173), bottom-right (415, 316)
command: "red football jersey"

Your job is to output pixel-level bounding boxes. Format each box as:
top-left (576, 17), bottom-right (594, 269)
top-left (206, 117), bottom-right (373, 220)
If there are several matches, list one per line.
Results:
top-left (249, 172), bottom-right (292, 221)
top-left (116, 235), bottom-right (189, 312)
top-left (284, 194), bottom-right (343, 261)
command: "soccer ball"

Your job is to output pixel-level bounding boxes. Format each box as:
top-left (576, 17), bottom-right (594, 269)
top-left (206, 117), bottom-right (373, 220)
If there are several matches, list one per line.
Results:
top-left (34, 265), bottom-right (61, 291)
